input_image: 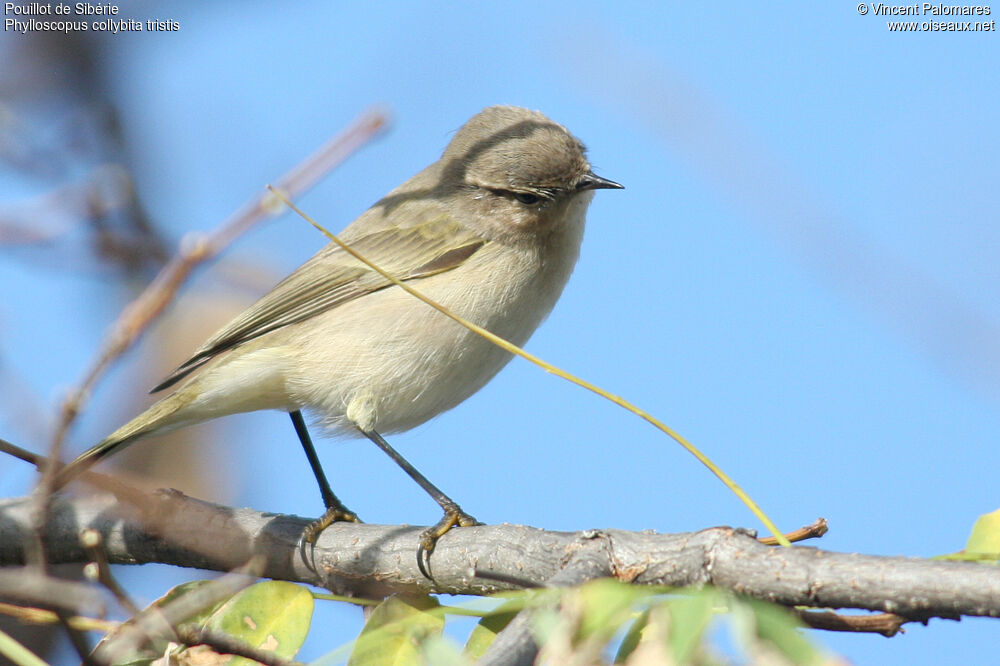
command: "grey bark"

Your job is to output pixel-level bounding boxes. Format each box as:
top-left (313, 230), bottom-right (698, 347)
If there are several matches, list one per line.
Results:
top-left (0, 490), bottom-right (996, 618)
top-left (1, 488), bottom-right (998, 666)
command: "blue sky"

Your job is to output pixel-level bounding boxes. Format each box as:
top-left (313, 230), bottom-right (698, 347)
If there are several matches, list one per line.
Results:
top-left (1, 2), bottom-right (998, 663)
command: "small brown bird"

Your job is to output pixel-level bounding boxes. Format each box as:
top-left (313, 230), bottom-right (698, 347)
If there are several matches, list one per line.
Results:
top-left (55, 106), bottom-right (623, 549)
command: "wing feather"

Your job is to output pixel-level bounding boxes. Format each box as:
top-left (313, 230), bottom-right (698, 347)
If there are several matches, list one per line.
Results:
top-left (152, 215), bottom-right (486, 392)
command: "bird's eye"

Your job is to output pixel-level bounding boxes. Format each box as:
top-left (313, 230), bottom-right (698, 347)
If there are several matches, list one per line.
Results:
top-left (513, 192), bottom-right (541, 205)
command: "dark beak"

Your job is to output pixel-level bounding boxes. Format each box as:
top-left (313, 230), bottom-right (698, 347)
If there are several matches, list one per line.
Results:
top-left (577, 171), bottom-right (624, 191)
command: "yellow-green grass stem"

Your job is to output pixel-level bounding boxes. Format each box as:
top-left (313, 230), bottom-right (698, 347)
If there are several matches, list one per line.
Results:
top-left (267, 186), bottom-right (790, 547)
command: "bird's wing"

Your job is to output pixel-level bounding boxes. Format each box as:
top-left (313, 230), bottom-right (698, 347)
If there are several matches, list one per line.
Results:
top-left (151, 214), bottom-right (486, 392)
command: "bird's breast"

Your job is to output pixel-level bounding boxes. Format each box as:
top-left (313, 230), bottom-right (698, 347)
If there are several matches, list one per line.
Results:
top-left (289, 222), bottom-right (584, 435)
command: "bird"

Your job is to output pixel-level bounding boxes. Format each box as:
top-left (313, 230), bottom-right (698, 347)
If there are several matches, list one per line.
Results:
top-left (53, 105), bottom-right (623, 551)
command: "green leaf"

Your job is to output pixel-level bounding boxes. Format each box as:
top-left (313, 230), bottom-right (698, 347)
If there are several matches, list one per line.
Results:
top-left (937, 508), bottom-right (1000, 561)
top-left (574, 579), bottom-right (644, 643)
top-left (420, 635), bottom-right (471, 666)
top-left (613, 608), bottom-right (650, 663)
top-left (92, 579), bottom-right (221, 665)
top-left (348, 595), bottom-right (444, 666)
top-left (739, 598), bottom-right (824, 666)
top-left (666, 587), bottom-right (721, 663)
top-left (528, 607), bottom-right (562, 647)
top-left (202, 580), bottom-right (314, 664)
top-left (154, 580), bottom-right (222, 621)
top-left (965, 508), bottom-right (1000, 558)
top-left (463, 609), bottom-right (518, 659)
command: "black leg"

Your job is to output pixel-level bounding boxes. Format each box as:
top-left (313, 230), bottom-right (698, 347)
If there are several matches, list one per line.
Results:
top-left (290, 410), bottom-right (339, 508)
top-left (290, 410), bottom-right (360, 542)
top-left (360, 428), bottom-right (480, 552)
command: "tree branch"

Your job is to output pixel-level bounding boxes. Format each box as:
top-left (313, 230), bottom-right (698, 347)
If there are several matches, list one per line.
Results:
top-left (0, 488), bottom-right (996, 626)
top-left (479, 532), bottom-right (615, 666)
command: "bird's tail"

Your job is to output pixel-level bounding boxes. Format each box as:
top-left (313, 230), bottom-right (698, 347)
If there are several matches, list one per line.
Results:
top-left (52, 432), bottom-right (138, 490)
top-left (53, 390), bottom-right (194, 490)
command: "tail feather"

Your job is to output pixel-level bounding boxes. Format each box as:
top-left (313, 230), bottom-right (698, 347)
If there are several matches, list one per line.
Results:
top-left (53, 391), bottom-right (194, 490)
top-left (52, 432), bottom-right (140, 490)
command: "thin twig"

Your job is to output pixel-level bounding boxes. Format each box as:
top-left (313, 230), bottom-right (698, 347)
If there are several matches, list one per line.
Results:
top-left (0, 601), bottom-right (115, 633)
top-left (0, 436), bottom-right (170, 510)
top-left (17, 107), bottom-right (383, 598)
top-left (0, 569), bottom-right (106, 617)
top-left (174, 625), bottom-right (303, 666)
top-left (795, 609), bottom-right (910, 637)
top-left (20, 108), bottom-right (386, 656)
top-left (38, 105), bottom-right (389, 480)
top-left (273, 191), bottom-right (792, 548)
top-left (56, 608), bottom-right (96, 665)
top-left (80, 529), bottom-right (140, 616)
top-left (93, 558), bottom-right (265, 664)
top-left (758, 517), bottom-right (828, 546)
